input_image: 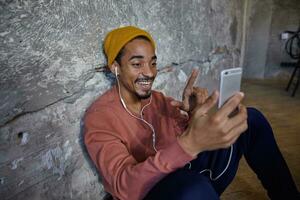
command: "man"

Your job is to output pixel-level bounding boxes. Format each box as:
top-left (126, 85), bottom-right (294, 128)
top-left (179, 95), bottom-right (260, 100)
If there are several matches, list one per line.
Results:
top-left (84, 26), bottom-right (299, 200)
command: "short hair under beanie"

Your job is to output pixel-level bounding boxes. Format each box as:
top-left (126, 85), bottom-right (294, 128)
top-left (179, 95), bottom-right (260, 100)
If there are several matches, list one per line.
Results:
top-left (103, 26), bottom-right (156, 67)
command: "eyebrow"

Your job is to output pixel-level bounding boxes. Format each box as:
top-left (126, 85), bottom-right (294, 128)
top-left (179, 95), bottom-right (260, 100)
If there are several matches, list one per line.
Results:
top-left (129, 55), bottom-right (157, 61)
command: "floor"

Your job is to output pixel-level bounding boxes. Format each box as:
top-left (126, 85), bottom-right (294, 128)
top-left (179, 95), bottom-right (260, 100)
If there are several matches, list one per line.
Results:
top-left (221, 79), bottom-right (300, 199)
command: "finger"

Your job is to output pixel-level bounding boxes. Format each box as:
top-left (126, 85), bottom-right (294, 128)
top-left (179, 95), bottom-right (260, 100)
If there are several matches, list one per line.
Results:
top-left (193, 87), bottom-right (209, 104)
top-left (184, 69), bottom-right (199, 91)
top-left (223, 104), bottom-right (248, 133)
top-left (194, 90), bottom-right (219, 116)
top-left (182, 69), bottom-right (200, 111)
top-left (170, 100), bottom-right (183, 108)
top-left (224, 120), bottom-right (248, 146)
top-left (222, 134), bottom-right (240, 149)
top-left (218, 92), bottom-right (244, 118)
top-left (183, 69), bottom-right (199, 101)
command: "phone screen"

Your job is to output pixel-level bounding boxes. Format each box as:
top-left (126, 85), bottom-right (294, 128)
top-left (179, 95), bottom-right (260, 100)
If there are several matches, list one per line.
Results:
top-left (218, 68), bottom-right (242, 108)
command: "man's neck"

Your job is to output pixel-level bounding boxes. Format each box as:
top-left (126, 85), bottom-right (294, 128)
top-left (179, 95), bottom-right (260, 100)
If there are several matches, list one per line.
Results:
top-left (127, 101), bottom-right (142, 114)
top-left (118, 87), bottom-right (142, 114)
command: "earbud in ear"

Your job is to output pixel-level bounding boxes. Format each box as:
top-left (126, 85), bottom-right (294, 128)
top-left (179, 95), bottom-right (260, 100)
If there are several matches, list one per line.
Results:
top-left (115, 67), bottom-right (118, 76)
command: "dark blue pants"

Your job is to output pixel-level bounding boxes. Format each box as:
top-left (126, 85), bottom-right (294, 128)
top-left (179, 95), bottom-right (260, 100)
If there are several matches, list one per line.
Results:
top-left (144, 108), bottom-right (299, 200)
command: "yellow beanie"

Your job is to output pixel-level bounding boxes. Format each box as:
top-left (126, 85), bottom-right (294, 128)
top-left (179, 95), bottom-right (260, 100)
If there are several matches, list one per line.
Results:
top-left (103, 26), bottom-right (156, 67)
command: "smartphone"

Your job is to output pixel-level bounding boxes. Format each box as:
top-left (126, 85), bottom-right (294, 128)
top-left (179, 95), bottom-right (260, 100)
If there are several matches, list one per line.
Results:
top-left (218, 67), bottom-right (242, 108)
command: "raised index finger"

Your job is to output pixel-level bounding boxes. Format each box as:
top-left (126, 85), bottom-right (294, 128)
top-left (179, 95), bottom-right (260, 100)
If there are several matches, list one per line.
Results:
top-left (184, 69), bottom-right (199, 91)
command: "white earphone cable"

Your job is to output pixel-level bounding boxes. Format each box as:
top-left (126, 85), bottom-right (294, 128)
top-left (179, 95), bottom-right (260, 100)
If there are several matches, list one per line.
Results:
top-left (198, 144), bottom-right (233, 181)
top-left (115, 70), bottom-right (158, 152)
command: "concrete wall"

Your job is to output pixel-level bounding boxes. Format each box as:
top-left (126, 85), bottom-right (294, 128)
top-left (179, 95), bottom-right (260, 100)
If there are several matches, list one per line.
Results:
top-left (243, 0), bottom-right (273, 78)
top-left (0, 0), bottom-right (244, 199)
top-left (243, 0), bottom-right (300, 78)
top-left (265, 0), bottom-right (300, 78)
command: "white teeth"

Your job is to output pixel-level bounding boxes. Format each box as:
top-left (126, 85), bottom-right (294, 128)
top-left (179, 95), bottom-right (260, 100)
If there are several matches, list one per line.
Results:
top-left (138, 81), bottom-right (151, 85)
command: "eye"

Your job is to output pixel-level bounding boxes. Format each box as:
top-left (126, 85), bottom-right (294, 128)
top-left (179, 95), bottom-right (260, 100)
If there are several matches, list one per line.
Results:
top-left (151, 62), bottom-right (157, 67)
top-left (132, 63), bottom-right (141, 68)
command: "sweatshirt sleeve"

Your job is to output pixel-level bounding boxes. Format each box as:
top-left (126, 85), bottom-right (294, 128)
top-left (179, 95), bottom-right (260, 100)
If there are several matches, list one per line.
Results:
top-left (84, 109), bottom-right (194, 200)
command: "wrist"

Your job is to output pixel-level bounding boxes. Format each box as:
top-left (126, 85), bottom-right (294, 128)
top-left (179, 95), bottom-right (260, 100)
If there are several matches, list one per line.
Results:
top-left (177, 131), bottom-right (199, 157)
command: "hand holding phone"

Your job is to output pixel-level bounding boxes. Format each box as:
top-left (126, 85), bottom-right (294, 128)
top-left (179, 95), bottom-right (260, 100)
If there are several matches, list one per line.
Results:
top-left (218, 68), bottom-right (242, 109)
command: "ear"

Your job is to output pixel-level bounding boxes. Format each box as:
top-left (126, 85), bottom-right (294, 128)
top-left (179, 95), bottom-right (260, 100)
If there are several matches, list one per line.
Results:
top-left (110, 61), bottom-right (120, 75)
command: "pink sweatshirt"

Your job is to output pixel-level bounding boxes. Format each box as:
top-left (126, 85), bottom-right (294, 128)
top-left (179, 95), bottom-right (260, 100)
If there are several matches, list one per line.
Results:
top-left (84, 86), bottom-right (195, 200)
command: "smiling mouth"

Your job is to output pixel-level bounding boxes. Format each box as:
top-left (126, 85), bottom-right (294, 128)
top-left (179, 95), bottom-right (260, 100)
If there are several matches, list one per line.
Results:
top-left (137, 80), bottom-right (152, 88)
top-left (135, 78), bottom-right (154, 90)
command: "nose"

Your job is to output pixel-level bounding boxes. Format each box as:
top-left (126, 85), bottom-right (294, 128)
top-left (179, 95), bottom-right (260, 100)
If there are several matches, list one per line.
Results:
top-left (141, 63), bottom-right (156, 77)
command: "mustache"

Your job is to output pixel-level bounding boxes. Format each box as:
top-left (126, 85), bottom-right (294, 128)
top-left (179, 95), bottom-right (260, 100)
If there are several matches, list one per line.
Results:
top-left (135, 76), bottom-right (155, 83)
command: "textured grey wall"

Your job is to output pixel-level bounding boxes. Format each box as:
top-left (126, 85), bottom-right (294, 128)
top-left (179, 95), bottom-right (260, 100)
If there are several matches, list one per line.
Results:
top-left (243, 0), bottom-right (300, 78)
top-left (0, 0), bottom-right (244, 199)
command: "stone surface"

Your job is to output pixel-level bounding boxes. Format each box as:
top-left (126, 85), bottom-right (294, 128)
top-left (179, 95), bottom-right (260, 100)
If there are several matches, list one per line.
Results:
top-left (0, 0), bottom-right (244, 199)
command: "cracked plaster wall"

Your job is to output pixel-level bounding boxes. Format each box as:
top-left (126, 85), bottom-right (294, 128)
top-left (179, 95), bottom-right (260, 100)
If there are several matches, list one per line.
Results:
top-left (0, 0), bottom-right (244, 199)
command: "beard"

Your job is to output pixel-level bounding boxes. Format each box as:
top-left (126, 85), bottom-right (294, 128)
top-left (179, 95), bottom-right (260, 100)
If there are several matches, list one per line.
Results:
top-left (135, 90), bottom-right (152, 99)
